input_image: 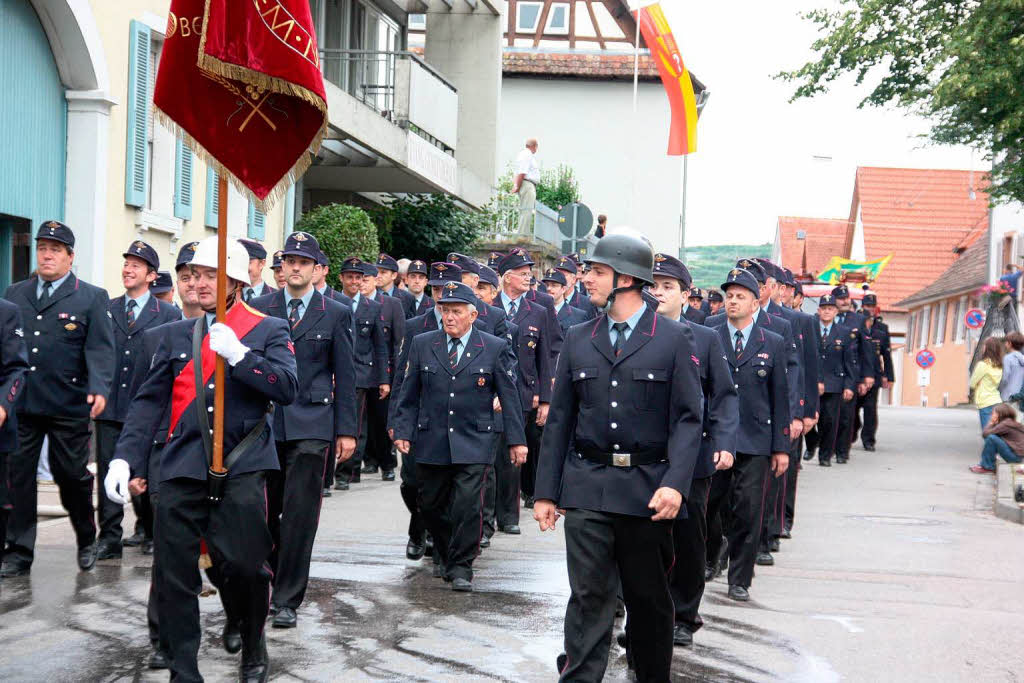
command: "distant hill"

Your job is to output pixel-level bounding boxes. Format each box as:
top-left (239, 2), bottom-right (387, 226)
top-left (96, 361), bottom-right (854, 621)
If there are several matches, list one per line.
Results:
top-left (683, 243), bottom-right (773, 291)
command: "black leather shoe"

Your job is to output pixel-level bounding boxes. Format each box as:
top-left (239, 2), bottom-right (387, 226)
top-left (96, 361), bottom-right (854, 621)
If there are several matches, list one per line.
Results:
top-left (78, 543), bottom-right (98, 571)
top-left (479, 536), bottom-right (490, 549)
top-left (361, 463), bottom-right (379, 474)
top-left (780, 527), bottom-right (792, 539)
top-left (322, 487), bottom-right (333, 497)
top-left (222, 621), bottom-right (242, 654)
top-left (96, 542), bottom-right (123, 560)
top-left (499, 524), bottom-right (521, 535)
top-left (141, 540), bottom-right (154, 555)
top-left (556, 653), bottom-right (567, 674)
top-left (240, 635), bottom-right (269, 683)
top-left (406, 539), bottom-right (425, 560)
top-left (272, 606), bottom-right (297, 628)
top-left (802, 448), bottom-right (815, 461)
top-left (863, 444), bottom-right (876, 452)
top-left (381, 470), bottom-right (395, 482)
top-left (819, 459), bottom-right (831, 467)
top-left (523, 496), bottom-right (535, 509)
top-left (673, 624), bottom-right (693, 646)
top-left (755, 551), bottom-right (774, 566)
top-left (836, 456), bottom-right (848, 464)
top-left (122, 531), bottom-right (146, 547)
top-left (451, 577), bottom-right (473, 592)
top-left (334, 479), bottom-right (349, 491)
top-left (727, 585), bottom-right (750, 602)
top-left (769, 537), bottom-right (781, 553)
top-left (0, 559), bottom-right (31, 578)
top-left (147, 649), bottom-right (169, 669)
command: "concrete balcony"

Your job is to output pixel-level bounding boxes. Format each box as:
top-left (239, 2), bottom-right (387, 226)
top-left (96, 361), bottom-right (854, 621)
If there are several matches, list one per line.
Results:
top-left (306, 49), bottom-right (490, 208)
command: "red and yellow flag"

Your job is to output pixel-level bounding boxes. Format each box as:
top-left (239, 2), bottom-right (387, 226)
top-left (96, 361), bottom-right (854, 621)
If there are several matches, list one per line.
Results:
top-left (635, 3), bottom-right (698, 155)
top-left (154, 0), bottom-right (327, 209)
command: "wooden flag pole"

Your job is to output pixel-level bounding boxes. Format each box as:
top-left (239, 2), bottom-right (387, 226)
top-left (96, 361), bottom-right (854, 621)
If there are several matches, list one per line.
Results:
top-left (212, 174), bottom-right (229, 476)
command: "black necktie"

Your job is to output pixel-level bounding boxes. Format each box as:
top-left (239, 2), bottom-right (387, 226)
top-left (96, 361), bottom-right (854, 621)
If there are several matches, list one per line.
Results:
top-left (612, 322), bottom-right (629, 357)
top-left (734, 330), bottom-right (744, 357)
top-left (126, 299), bottom-right (137, 327)
top-left (508, 299), bottom-right (518, 318)
top-left (821, 326), bottom-right (829, 348)
top-left (288, 299), bottom-right (302, 328)
top-left (448, 337), bottom-right (461, 368)
top-left (40, 280), bottom-right (52, 305)
top-left (245, 287), bottom-right (254, 302)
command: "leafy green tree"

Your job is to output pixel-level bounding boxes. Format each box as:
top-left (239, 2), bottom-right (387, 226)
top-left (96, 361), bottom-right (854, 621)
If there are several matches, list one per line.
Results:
top-left (294, 203), bottom-right (379, 278)
top-left (778, 0), bottom-right (1024, 203)
top-left (371, 194), bottom-right (492, 263)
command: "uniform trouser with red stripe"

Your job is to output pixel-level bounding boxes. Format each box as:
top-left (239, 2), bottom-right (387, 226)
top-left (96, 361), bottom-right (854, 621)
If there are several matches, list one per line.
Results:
top-left (268, 439), bottom-right (329, 610)
top-left (418, 462), bottom-right (488, 582)
top-left (156, 473), bottom-right (273, 683)
top-left (761, 436), bottom-right (801, 547)
top-left (669, 474), bottom-right (712, 632)
top-left (561, 509), bottom-right (674, 683)
top-left (704, 454), bottom-right (771, 589)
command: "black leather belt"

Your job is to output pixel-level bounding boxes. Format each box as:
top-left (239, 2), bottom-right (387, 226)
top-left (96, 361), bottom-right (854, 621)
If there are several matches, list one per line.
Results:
top-left (577, 447), bottom-right (668, 468)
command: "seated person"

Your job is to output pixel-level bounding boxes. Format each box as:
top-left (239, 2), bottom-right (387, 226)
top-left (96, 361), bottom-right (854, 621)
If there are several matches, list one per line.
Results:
top-left (972, 403), bottom-right (1024, 474)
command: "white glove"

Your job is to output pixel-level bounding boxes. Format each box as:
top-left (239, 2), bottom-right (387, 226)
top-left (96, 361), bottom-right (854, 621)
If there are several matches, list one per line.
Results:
top-left (104, 459), bottom-right (132, 505)
top-left (209, 322), bottom-right (249, 366)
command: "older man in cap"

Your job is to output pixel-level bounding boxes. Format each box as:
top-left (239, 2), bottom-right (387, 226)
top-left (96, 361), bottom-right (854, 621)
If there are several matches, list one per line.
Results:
top-left (105, 235), bottom-right (297, 683)
top-left (2, 221), bottom-right (115, 577)
top-left (93, 241), bottom-right (181, 560)
top-left (392, 282), bottom-right (526, 591)
top-left (238, 238), bottom-right (276, 301)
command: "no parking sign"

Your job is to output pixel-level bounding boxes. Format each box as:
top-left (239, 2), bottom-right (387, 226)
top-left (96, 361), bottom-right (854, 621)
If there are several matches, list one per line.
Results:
top-left (964, 308), bottom-right (985, 329)
top-left (916, 349), bottom-right (936, 370)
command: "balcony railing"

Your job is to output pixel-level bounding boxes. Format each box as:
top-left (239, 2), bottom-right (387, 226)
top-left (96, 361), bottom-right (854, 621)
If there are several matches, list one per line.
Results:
top-left (482, 194), bottom-right (562, 249)
top-left (319, 49), bottom-right (458, 152)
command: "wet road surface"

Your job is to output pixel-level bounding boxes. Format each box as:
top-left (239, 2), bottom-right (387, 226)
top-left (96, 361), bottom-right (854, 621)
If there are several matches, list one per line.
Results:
top-left (1, 406), bottom-right (1023, 681)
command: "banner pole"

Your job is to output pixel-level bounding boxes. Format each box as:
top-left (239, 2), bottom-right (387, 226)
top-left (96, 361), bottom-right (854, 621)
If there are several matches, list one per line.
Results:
top-left (212, 175), bottom-right (228, 476)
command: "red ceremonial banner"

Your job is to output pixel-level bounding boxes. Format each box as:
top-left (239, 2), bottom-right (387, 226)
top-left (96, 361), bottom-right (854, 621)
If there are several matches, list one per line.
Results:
top-left (155, 0), bottom-right (327, 208)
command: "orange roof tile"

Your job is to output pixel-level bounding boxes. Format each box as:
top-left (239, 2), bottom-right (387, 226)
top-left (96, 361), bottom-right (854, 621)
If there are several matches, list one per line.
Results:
top-left (777, 217), bottom-right (851, 279)
top-left (849, 167), bottom-right (990, 312)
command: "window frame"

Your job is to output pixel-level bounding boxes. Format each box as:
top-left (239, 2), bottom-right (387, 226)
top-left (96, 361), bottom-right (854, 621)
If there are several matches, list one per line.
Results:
top-left (516, 1), bottom-right (544, 33)
top-left (544, 3), bottom-right (571, 35)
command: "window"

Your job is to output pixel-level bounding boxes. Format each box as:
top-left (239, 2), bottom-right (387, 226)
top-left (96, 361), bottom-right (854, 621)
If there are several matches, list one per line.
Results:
top-left (906, 313), bottom-right (917, 353)
top-left (408, 13), bottom-right (425, 30)
top-left (954, 295), bottom-right (967, 343)
top-left (516, 2), bottom-right (543, 32)
top-left (918, 306), bottom-right (931, 350)
top-left (545, 3), bottom-right (570, 34)
top-left (934, 301), bottom-right (948, 345)
top-left (205, 168), bottom-right (220, 229)
top-left (247, 202), bottom-right (266, 240)
top-left (173, 138), bottom-right (193, 220)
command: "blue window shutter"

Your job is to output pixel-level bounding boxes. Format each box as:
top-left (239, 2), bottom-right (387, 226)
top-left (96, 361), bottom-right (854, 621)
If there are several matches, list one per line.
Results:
top-left (124, 20), bottom-right (151, 207)
top-left (205, 168), bottom-right (219, 228)
top-left (283, 184), bottom-right (296, 234)
top-left (247, 201), bottom-right (266, 239)
top-left (173, 138), bottom-right (193, 219)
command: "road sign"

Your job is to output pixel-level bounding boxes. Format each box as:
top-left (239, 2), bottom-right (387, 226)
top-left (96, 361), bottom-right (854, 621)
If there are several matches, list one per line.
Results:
top-left (915, 349), bottom-right (936, 370)
top-left (557, 202), bottom-right (594, 239)
top-left (964, 308), bottom-right (985, 329)
top-left (917, 369), bottom-right (931, 387)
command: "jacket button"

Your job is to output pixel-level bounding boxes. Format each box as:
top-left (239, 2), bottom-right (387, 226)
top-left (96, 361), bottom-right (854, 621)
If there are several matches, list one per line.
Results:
top-left (125, 350), bottom-right (130, 355)
top-left (121, 383), bottom-right (127, 388)
top-left (449, 428), bottom-right (454, 432)
top-left (450, 393), bottom-right (455, 398)
top-left (611, 401), bottom-right (618, 408)
top-left (31, 348), bottom-right (37, 353)
top-left (208, 383), bottom-right (214, 390)
top-left (207, 407), bottom-right (213, 413)
top-left (180, 353), bottom-right (187, 359)
top-left (647, 373), bottom-right (654, 379)
top-left (34, 331), bottom-right (39, 336)
top-left (324, 398), bottom-right (329, 403)
top-left (30, 366), bottom-right (36, 371)
top-left (611, 423), bottom-right (618, 429)
top-left (611, 380), bottom-right (618, 387)
top-left (449, 410), bottom-right (454, 415)
top-left (36, 315), bottom-right (41, 320)
top-left (767, 419), bottom-right (771, 424)
top-left (123, 367), bottom-right (128, 372)
top-left (579, 371), bottom-right (586, 378)
top-left (613, 444), bottom-right (620, 450)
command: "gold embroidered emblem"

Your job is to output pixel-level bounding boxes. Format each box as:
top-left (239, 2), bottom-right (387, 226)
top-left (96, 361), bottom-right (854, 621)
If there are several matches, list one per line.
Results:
top-left (64, 323), bottom-right (77, 331)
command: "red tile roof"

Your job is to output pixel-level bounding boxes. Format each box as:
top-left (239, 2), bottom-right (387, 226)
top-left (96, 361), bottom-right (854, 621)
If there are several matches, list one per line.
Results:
top-left (777, 217), bottom-right (851, 279)
top-left (503, 50), bottom-right (661, 80)
top-left (896, 233), bottom-right (990, 308)
top-left (848, 167), bottom-right (990, 312)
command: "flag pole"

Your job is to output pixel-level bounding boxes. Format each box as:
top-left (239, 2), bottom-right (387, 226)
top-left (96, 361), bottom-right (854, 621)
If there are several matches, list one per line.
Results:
top-left (678, 155), bottom-right (687, 259)
top-left (631, 8), bottom-right (640, 224)
top-left (212, 175), bottom-right (228, 479)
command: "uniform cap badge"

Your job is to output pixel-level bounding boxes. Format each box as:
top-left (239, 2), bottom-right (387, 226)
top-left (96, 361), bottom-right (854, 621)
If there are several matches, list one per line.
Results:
top-left (293, 233), bottom-right (308, 241)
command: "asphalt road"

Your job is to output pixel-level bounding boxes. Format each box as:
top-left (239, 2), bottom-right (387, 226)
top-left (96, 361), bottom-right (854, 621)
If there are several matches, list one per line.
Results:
top-left (1, 406), bottom-right (1022, 682)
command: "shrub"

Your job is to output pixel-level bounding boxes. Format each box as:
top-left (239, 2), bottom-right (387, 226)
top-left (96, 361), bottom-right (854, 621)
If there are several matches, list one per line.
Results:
top-left (294, 203), bottom-right (379, 277)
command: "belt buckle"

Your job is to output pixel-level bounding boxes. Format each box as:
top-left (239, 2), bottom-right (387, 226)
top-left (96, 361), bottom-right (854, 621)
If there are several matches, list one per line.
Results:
top-left (613, 453), bottom-right (632, 467)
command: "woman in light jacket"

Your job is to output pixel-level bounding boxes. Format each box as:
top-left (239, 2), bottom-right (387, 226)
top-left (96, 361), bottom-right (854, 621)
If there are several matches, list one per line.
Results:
top-left (999, 331), bottom-right (1024, 403)
top-left (970, 337), bottom-right (1004, 430)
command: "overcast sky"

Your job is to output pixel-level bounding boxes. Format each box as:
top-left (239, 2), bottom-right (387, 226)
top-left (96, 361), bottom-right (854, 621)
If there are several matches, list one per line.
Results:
top-left (654, 0), bottom-right (979, 247)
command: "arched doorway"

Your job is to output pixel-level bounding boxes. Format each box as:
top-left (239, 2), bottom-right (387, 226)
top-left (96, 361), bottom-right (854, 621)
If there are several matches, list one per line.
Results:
top-left (0, 1), bottom-right (66, 289)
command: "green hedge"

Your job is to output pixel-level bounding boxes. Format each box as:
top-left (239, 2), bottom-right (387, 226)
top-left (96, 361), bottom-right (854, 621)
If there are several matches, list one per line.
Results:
top-left (294, 203), bottom-right (379, 278)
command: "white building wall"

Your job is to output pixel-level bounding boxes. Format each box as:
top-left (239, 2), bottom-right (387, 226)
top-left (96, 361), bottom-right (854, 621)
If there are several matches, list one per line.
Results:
top-left (499, 78), bottom-right (682, 252)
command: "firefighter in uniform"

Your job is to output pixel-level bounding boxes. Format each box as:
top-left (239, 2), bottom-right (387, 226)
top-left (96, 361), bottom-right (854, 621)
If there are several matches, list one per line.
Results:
top-left (105, 236), bottom-right (297, 683)
top-left (534, 232), bottom-right (704, 682)
top-left (805, 294), bottom-right (858, 466)
top-left (853, 293), bottom-right (892, 451)
top-left (2, 221), bottom-right (115, 577)
top-left (832, 284), bottom-right (869, 461)
top-left (0, 298), bottom-right (29, 555)
top-left (249, 232), bottom-right (358, 628)
top-left (392, 281), bottom-right (526, 592)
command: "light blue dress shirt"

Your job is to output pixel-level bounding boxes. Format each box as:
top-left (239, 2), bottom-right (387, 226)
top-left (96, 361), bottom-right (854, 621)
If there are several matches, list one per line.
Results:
top-left (447, 326), bottom-right (474, 364)
top-left (37, 271), bottom-right (72, 299)
top-left (286, 288), bottom-right (315, 322)
top-left (126, 290), bottom-right (151, 316)
top-left (499, 291), bottom-right (525, 317)
top-left (607, 305), bottom-right (646, 347)
top-left (727, 320), bottom-right (754, 350)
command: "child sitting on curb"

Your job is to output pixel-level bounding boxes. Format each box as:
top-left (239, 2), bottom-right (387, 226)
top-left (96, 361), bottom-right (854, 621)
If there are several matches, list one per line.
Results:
top-left (972, 403), bottom-right (1024, 474)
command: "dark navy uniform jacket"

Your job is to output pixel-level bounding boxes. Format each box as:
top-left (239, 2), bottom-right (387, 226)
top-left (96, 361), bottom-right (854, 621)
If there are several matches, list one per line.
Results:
top-left (4, 274), bottom-right (114, 418)
top-left (508, 297), bottom-right (554, 411)
top-left (525, 288), bottom-right (564, 361)
top-left (769, 300), bottom-right (820, 419)
top-left (350, 295), bottom-right (389, 389)
top-left (713, 323), bottom-right (791, 456)
top-left (408, 293), bottom-right (433, 318)
top-left (128, 325), bottom-right (175, 479)
top-left (816, 317), bottom-right (858, 393)
top-left (680, 315), bottom-right (738, 483)
top-left (836, 309), bottom-right (868, 380)
top-left (380, 285), bottom-right (418, 320)
top-left (471, 298), bottom-right (509, 340)
top-left (566, 289), bottom-right (598, 320)
top-left (251, 290), bottom-right (358, 441)
top-left (99, 294), bottom-right (181, 423)
top-left (536, 307), bottom-right (705, 517)
top-left (863, 318), bottom-right (894, 381)
top-left (368, 290), bottom-right (406, 380)
top-left (555, 303), bottom-right (590, 336)
top-left (392, 328), bottom-right (526, 465)
top-left (682, 306), bottom-right (707, 325)
top-left (116, 309), bottom-right (297, 482)
top-left (0, 300), bottom-right (29, 451)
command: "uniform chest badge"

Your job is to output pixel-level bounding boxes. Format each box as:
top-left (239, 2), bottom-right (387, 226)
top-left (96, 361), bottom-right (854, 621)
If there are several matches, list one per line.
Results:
top-left (850, 332), bottom-right (857, 339)
top-left (527, 340), bottom-right (537, 349)
top-left (528, 326), bottom-right (539, 332)
top-left (59, 313), bottom-right (69, 319)
top-left (757, 369), bottom-right (767, 377)
top-left (691, 354), bottom-right (700, 366)
top-left (362, 327), bottom-right (370, 334)
top-left (14, 328), bottom-right (23, 337)
top-left (477, 376), bottom-right (486, 386)
top-left (64, 323), bottom-right (77, 331)
top-left (757, 352), bottom-right (770, 359)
